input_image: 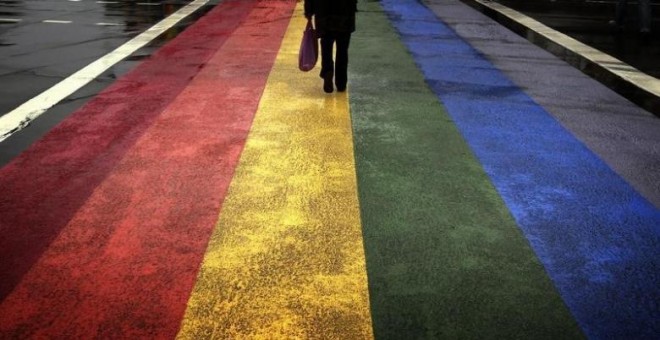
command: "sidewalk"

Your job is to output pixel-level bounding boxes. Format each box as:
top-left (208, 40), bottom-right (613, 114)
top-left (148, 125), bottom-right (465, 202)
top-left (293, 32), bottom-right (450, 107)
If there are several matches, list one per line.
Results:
top-left (0, 0), bottom-right (658, 338)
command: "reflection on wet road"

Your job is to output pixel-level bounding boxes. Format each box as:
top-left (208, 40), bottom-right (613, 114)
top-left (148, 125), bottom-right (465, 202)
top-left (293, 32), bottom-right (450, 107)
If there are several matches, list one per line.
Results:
top-left (1, 0), bottom-right (190, 116)
top-left (0, 0), bottom-right (217, 161)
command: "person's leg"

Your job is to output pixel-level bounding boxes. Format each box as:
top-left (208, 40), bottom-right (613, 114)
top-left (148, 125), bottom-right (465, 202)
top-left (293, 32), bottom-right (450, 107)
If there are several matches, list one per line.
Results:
top-left (638, 0), bottom-right (651, 32)
top-left (334, 33), bottom-right (351, 92)
top-left (320, 33), bottom-right (336, 93)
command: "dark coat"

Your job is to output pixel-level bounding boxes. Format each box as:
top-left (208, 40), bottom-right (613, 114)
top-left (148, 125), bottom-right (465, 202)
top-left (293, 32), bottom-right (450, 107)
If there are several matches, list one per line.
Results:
top-left (304, 0), bottom-right (357, 35)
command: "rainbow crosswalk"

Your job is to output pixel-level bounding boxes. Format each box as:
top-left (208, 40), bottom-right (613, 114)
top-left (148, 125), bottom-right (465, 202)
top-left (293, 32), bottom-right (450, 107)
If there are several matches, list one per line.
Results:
top-left (0, 0), bottom-right (658, 338)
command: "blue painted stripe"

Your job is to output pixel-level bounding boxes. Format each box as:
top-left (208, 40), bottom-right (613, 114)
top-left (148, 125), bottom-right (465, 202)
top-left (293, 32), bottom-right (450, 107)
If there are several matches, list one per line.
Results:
top-left (380, 0), bottom-right (660, 338)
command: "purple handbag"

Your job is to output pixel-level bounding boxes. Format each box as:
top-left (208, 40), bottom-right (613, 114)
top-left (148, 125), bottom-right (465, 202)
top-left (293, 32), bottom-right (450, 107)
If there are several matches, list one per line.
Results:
top-left (298, 19), bottom-right (318, 72)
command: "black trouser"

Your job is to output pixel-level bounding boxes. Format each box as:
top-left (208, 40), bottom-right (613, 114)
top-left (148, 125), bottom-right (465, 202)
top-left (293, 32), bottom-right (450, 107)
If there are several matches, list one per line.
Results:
top-left (320, 32), bottom-right (351, 88)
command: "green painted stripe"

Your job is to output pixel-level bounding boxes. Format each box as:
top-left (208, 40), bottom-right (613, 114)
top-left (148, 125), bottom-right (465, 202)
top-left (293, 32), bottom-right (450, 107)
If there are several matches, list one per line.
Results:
top-left (348, 3), bottom-right (583, 339)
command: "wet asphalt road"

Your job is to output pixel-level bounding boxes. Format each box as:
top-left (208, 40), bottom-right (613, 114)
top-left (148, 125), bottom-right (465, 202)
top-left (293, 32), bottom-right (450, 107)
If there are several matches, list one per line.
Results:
top-left (0, 0), bottom-right (217, 164)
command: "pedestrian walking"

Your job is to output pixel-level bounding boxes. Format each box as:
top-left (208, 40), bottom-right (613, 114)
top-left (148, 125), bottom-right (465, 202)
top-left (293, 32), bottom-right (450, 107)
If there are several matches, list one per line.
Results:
top-left (304, 0), bottom-right (358, 93)
top-left (609, 0), bottom-right (652, 34)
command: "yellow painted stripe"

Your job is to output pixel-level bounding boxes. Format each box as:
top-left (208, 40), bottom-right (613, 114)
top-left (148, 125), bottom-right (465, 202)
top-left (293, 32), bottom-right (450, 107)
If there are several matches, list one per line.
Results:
top-left (176, 3), bottom-right (374, 339)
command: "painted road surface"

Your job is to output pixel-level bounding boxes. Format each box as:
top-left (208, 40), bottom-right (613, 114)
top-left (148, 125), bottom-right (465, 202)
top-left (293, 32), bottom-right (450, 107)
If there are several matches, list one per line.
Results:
top-left (1, 0), bottom-right (658, 338)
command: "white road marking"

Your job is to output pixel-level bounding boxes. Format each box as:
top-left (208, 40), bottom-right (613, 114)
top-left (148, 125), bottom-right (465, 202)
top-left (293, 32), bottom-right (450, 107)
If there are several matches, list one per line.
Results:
top-left (476, 0), bottom-right (660, 99)
top-left (0, 0), bottom-right (210, 142)
top-left (0, 18), bottom-right (22, 23)
top-left (96, 22), bottom-right (122, 26)
top-left (43, 20), bottom-right (73, 24)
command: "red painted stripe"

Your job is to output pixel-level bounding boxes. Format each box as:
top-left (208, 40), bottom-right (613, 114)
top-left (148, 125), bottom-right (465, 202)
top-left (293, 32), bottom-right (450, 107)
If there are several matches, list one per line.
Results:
top-left (0, 1), bottom-right (295, 338)
top-left (0, 0), bottom-right (255, 301)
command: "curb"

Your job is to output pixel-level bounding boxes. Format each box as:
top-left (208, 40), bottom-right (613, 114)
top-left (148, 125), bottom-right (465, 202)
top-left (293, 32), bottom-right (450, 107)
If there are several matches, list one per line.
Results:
top-left (459, 0), bottom-right (660, 117)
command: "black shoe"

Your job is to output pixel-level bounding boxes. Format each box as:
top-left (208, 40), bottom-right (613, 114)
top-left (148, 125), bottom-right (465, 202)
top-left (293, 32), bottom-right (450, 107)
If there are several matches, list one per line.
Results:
top-left (336, 84), bottom-right (346, 92)
top-left (323, 74), bottom-right (333, 93)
